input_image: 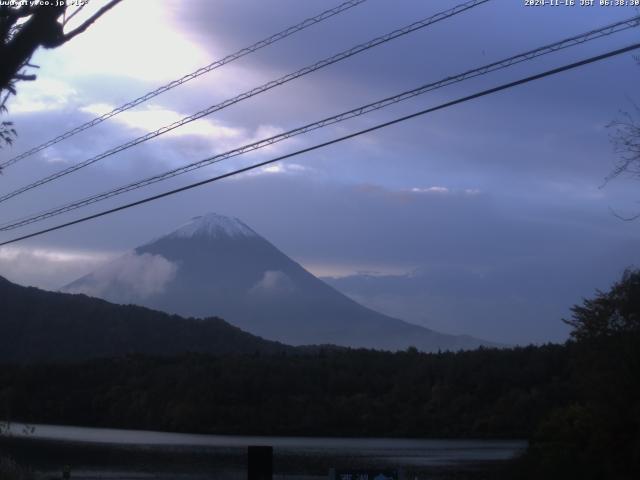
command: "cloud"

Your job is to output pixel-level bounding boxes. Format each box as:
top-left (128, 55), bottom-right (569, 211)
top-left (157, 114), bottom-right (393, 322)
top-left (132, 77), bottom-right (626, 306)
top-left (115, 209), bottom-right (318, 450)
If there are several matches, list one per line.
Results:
top-left (407, 187), bottom-right (481, 196)
top-left (410, 186), bottom-right (450, 194)
top-left (249, 270), bottom-right (295, 296)
top-left (53, 0), bottom-right (209, 82)
top-left (322, 258), bottom-right (630, 345)
top-left (72, 103), bottom-right (295, 173)
top-left (10, 78), bottom-right (77, 113)
top-left (245, 162), bottom-right (313, 177)
top-left (65, 251), bottom-right (178, 300)
top-left (0, 246), bottom-right (114, 290)
top-left (80, 103), bottom-right (244, 141)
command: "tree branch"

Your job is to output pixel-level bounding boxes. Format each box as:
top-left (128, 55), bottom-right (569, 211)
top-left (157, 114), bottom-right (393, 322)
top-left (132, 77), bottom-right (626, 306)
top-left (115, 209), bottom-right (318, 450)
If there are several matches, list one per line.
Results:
top-left (63, 0), bottom-right (90, 27)
top-left (13, 73), bottom-right (36, 81)
top-left (60, 0), bottom-right (122, 45)
top-left (608, 206), bottom-right (640, 222)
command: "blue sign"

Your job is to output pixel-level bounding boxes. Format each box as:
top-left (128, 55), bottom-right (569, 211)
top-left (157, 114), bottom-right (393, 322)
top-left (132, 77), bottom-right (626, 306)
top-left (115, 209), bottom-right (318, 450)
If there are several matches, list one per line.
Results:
top-left (335, 470), bottom-right (398, 480)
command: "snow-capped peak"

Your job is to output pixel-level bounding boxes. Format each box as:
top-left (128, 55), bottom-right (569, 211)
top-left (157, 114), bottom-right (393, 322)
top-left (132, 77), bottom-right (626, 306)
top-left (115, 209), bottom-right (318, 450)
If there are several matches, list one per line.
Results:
top-left (168, 213), bottom-right (257, 239)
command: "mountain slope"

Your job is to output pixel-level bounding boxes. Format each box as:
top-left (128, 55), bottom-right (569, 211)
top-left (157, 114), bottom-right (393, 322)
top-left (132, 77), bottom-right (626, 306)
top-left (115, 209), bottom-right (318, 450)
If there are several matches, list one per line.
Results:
top-left (0, 275), bottom-right (291, 363)
top-left (64, 213), bottom-right (496, 351)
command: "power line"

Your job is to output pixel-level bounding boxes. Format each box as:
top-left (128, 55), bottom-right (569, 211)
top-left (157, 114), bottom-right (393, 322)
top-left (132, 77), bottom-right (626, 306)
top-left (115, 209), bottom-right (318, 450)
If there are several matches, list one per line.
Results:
top-left (0, 0), bottom-right (490, 203)
top-left (1, 16), bottom-right (638, 231)
top-left (1, 42), bottom-right (637, 247)
top-left (0, 0), bottom-right (368, 170)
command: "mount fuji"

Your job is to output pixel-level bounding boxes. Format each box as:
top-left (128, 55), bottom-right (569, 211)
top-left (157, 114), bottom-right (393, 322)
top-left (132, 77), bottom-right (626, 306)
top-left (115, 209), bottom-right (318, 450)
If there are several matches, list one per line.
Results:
top-left (63, 213), bottom-right (495, 351)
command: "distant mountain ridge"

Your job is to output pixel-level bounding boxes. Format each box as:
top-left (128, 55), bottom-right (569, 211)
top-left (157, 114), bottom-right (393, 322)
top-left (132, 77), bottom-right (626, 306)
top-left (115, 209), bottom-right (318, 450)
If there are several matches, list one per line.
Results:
top-left (0, 275), bottom-right (291, 363)
top-left (64, 213), bottom-right (497, 352)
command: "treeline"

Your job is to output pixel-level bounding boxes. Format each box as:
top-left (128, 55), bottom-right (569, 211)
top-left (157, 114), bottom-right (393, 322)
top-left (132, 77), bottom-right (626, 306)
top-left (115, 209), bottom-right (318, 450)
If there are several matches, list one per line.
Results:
top-left (0, 344), bottom-right (571, 438)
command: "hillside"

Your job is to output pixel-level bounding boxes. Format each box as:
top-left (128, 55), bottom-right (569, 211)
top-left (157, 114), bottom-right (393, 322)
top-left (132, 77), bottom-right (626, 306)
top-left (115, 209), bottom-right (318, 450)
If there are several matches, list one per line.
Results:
top-left (0, 275), bottom-right (291, 363)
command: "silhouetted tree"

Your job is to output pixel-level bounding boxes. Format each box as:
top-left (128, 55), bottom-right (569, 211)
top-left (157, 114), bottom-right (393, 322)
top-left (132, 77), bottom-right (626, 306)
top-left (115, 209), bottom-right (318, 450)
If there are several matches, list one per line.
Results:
top-left (0, 1), bottom-right (123, 148)
top-left (606, 58), bottom-right (640, 219)
top-left (563, 268), bottom-right (640, 341)
top-left (519, 269), bottom-right (640, 479)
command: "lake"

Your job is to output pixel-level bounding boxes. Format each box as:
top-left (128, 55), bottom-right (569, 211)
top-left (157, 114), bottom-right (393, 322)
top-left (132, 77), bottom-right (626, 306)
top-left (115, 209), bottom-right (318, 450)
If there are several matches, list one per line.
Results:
top-left (0, 423), bottom-right (527, 479)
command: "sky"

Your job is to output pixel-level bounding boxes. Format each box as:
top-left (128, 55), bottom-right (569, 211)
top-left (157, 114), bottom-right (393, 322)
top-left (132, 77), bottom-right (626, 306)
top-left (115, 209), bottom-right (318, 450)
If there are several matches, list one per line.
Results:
top-left (0, 0), bottom-right (639, 345)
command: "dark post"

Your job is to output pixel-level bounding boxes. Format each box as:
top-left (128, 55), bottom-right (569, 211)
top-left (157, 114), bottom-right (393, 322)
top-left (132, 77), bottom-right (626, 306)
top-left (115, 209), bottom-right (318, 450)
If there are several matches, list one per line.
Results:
top-left (62, 465), bottom-right (71, 480)
top-left (248, 445), bottom-right (273, 480)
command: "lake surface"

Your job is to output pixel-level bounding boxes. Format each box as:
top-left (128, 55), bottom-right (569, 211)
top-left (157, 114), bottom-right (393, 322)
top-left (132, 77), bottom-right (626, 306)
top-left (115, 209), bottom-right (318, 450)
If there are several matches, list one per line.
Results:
top-left (0, 423), bottom-right (527, 479)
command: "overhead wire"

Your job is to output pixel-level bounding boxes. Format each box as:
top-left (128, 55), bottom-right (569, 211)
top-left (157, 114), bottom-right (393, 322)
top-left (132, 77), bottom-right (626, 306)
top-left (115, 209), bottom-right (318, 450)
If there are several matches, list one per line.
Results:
top-left (0, 0), bottom-right (491, 203)
top-left (1, 15), bottom-right (638, 231)
top-left (0, 0), bottom-right (369, 170)
top-left (1, 41), bottom-right (638, 246)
